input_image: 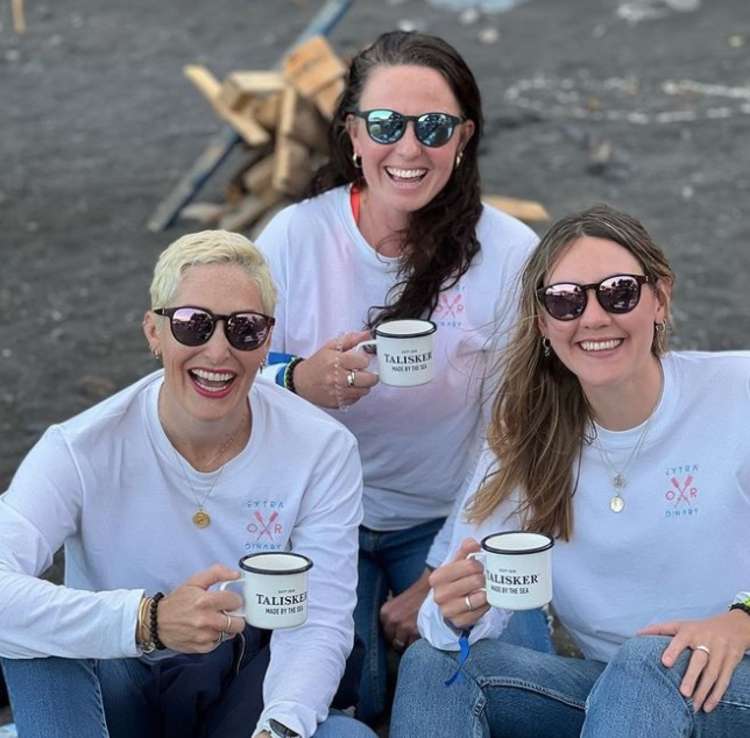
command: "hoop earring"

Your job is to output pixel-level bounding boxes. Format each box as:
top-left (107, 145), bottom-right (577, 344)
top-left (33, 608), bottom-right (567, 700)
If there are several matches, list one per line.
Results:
top-left (352, 152), bottom-right (362, 169)
top-left (541, 336), bottom-right (551, 358)
top-left (455, 150), bottom-right (463, 168)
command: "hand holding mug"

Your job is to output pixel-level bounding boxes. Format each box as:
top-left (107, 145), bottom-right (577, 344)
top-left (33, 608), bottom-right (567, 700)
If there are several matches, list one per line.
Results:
top-left (429, 538), bottom-right (490, 630)
top-left (157, 564), bottom-right (245, 653)
top-left (293, 331), bottom-right (377, 408)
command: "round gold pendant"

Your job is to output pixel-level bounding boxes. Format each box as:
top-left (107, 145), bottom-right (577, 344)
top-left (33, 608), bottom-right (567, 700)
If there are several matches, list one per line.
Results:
top-left (609, 495), bottom-right (625, 513)
top-left (192, 510), bottom-right (211, 528)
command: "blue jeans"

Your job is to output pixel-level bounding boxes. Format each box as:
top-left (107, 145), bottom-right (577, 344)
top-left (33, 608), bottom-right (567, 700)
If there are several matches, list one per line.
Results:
top-left (355, 519), bottom-right (553, 723)
top-left (390, 636), bottom-right (750, 737)
top-left (0, 656), bottom-right (376, 738)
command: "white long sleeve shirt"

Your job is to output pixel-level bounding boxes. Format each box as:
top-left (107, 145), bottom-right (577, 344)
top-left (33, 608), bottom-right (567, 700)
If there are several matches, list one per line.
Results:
top-left (0, 371), bottom-right (363, 738)
top-left (419, 351), bottom-right (750, 663)
top-left (257, 185), bottom-right (537, 566)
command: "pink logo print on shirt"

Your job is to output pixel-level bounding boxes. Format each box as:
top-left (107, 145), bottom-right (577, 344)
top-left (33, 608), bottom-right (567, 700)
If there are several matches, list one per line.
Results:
top-left (247, 510), bottom-right (282, 541)
top-left (664, 473), bottom-right (699, 518)
top-left (436, 292), bottom-right (465, 319)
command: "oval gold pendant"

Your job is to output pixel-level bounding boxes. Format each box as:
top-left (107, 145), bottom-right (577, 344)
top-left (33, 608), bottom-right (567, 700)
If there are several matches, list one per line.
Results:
top-left (609, 495), bottom-right (625, 513)
top-left (192, 510), bottom-right (211, 528)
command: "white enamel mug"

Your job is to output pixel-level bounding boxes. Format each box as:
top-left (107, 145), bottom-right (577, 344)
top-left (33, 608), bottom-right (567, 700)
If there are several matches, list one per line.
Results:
top-left (471, 531), bottom-right (554, 610)
top-left (219, 552), bottom-right (313, 630)
top-left (355, 319), bottom-right (437, 387)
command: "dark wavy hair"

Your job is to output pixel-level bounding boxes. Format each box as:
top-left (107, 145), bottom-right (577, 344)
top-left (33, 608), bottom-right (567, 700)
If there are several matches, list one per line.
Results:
top-left (309, 31), bottom-right (484, 327)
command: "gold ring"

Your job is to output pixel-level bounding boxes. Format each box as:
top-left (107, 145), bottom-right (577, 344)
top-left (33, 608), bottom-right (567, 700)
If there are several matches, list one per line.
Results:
top-left (346, 370), bottom-right (357, 388)
top-left (224, 612), bottom-right (232, 632)
top-left (465, 593), bottom-right (475, 612)
top-left (695, 644), bottom-right (711, 657)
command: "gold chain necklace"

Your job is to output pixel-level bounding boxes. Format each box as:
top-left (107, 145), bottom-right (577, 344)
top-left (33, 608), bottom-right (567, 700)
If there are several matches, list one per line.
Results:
top-left (167, 417), bottom-right (247, 528)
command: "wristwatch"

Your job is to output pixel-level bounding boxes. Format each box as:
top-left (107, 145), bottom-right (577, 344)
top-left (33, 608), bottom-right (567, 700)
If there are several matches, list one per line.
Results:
top-left (268, 718), bottom-right (300, 738)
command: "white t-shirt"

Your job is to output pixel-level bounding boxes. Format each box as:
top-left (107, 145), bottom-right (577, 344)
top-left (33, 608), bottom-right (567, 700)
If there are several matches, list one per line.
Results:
top-left (257, 185), bottom-right (537, 566)
top-left (419, 351), bottom-right (750, 663)
top-left (0, 372), bottom-right (363, 738)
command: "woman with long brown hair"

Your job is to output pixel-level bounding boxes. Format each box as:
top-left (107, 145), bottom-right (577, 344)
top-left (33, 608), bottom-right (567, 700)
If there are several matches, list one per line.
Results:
top-left (390, 204), bottom-right (750, 737)
top-left (257, 30), bottom-right (551, 723)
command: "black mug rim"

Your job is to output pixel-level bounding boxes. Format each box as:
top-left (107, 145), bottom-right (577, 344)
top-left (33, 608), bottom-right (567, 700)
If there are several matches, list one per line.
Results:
top-left (480, 530), bottom-right (554, 556)
top-left (239, 552), bottom-right (313, 575)
top-left (375, 319), bottom-right (437, 340)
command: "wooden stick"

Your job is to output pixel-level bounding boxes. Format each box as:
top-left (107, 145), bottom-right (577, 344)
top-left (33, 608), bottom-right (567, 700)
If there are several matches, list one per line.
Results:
top-left (12, 0), bottom-right (27, 34)
top-left (483, 195), bottom-right (551, 223)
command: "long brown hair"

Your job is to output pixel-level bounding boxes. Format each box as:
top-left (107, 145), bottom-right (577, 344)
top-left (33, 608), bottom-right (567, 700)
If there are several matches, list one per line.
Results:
top-left (309, 31), bottom-right (483, 328)
top-left (466, 204), bottom-right (675, 540)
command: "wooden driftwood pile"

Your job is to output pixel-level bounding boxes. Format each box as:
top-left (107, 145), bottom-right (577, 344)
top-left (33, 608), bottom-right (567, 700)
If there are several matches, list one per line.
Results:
top-left (179, 35), bottom-right (549, 236)
top-left (182, 36), bottom-right (345, 235)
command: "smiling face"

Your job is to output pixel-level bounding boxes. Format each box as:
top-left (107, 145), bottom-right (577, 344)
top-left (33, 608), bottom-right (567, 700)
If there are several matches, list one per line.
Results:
top-left (143, 262), bottom-right (271, 432)
top-left (538, 236), bottom-right (669, 397)
top-left (347, 64), bottom-right (475, 224)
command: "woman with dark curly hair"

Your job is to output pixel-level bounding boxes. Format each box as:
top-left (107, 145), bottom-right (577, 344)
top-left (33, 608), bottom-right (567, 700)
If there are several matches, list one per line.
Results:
top-left (257, 30), bottom-right (551, 723)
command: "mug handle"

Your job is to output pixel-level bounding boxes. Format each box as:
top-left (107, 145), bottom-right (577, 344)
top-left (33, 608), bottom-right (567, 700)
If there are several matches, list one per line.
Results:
top-left (218, 580), bottom-right (245, 618)
top-left (467, 551), bottom-right (486, 565)
top-left (353, 339), bottom-right (379, 376)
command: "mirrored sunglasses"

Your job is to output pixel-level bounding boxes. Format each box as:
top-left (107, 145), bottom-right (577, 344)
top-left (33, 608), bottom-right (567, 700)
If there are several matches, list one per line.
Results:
top-left (352, 108), bottom-right (465, 147)
top-left (537, 274), bottom-right (651, 321)
top-left (154, 306), bottom-right (275, 351)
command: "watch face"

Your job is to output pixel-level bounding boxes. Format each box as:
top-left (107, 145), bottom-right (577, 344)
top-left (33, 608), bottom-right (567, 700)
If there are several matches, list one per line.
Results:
top-left (268, 718), bottom-right (299, 738)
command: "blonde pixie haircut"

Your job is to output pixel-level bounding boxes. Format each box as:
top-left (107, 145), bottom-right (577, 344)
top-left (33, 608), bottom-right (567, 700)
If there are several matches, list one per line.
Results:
top-left (149, 230), bottom-right (277, 314)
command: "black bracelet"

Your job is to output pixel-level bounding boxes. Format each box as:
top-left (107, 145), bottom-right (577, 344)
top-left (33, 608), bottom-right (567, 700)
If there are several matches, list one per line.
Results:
top-left (149, 591), bottom-right (166, 650)
top-left (730, 602), bottom-right (750, 619)
top-left (284, 357), bottom-right (304, 395)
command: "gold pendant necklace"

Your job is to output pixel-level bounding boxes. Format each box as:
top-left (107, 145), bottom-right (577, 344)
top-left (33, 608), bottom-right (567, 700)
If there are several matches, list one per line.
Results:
top-left (166, 416), bottom-right (247, 528)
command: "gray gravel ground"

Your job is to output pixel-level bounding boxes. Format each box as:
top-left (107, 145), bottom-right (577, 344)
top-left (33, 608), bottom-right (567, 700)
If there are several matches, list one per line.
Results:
top-left (1, 0), bottom-right (749, 730)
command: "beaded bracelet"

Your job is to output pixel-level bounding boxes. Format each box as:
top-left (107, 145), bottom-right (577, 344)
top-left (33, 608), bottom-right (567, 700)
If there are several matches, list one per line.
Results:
top-left (284, 357), bottom-right (304, 395)
top-left (149, 591), bottom-right (166, 650)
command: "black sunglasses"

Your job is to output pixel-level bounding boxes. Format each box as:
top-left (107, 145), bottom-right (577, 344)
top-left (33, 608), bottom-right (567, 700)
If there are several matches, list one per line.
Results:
top-left (154, 306), bottom-right (275, 351)
top-left (351, 109), bottom-right (465, 147)
top-left (537, 274), bottom-right (651, 321)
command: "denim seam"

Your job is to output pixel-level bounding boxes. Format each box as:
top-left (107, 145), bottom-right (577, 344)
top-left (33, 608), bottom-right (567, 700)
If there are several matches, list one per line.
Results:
top-left (477, 675), bottom-right (587, 711)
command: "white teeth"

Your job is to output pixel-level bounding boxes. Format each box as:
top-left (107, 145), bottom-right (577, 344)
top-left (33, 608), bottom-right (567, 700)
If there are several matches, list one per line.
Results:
top-left (191, 369), bottom-right (234, 382)
top-left (580, 339), bottom-right (622, 352)
top-left (386, 167), bottom-right (427, 179)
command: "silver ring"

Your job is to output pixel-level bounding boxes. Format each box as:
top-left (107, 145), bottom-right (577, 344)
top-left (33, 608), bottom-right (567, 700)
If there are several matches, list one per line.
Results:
top-left (346, 370), bottom-right (357, 388)
top-left (465, 593), bottom-right (475, 612)
top-left (695, 644), bottom-right (711, 657)
top-left (393, 638), bottom-right (405, 650)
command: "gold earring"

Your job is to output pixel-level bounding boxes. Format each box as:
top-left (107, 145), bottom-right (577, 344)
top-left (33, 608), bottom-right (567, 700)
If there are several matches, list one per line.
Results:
top-left (455, 150), bottom-right (463, 168)
top-left (152, 348), bottom-right (161, 360)
top-left (352, 152), bottom-right (362, 169)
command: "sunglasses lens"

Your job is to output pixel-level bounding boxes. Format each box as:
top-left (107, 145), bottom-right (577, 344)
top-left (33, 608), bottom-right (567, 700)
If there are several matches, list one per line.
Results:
top-left (226, 313), bottom-right (271, 351)
top-left (542, 286), bottom-right (586, 321)
top-left (598, 276), bottom-right (642, 313)
top-left (170, 308), bottom-right (214, 346)
top-left (366, 110), bottom-right (405, 144)
top-left (416, 113), bottom-right (455, 147)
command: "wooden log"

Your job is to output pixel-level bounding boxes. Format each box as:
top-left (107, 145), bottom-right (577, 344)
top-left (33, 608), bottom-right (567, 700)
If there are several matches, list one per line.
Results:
top-left (273, 137), bottom-right (313, 198)
top-left (483, 195), bottom-right (550, 223)
top-left (184, 65), bottom-right (271, 147)
top-left (12, 0), bottom-right (26, 33)
top-left (247, 93), bottom-right (282, 131)
top-left (218, 71), bottom-right (285, 111)
top-left (243, 154), bottom-right (276, 196)
top-left (278, 85), bottom-right (329, 153)
top-left (219, 190), bottom-right (286, 233)
top-left (283, 36), bottom-right (346, 119)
